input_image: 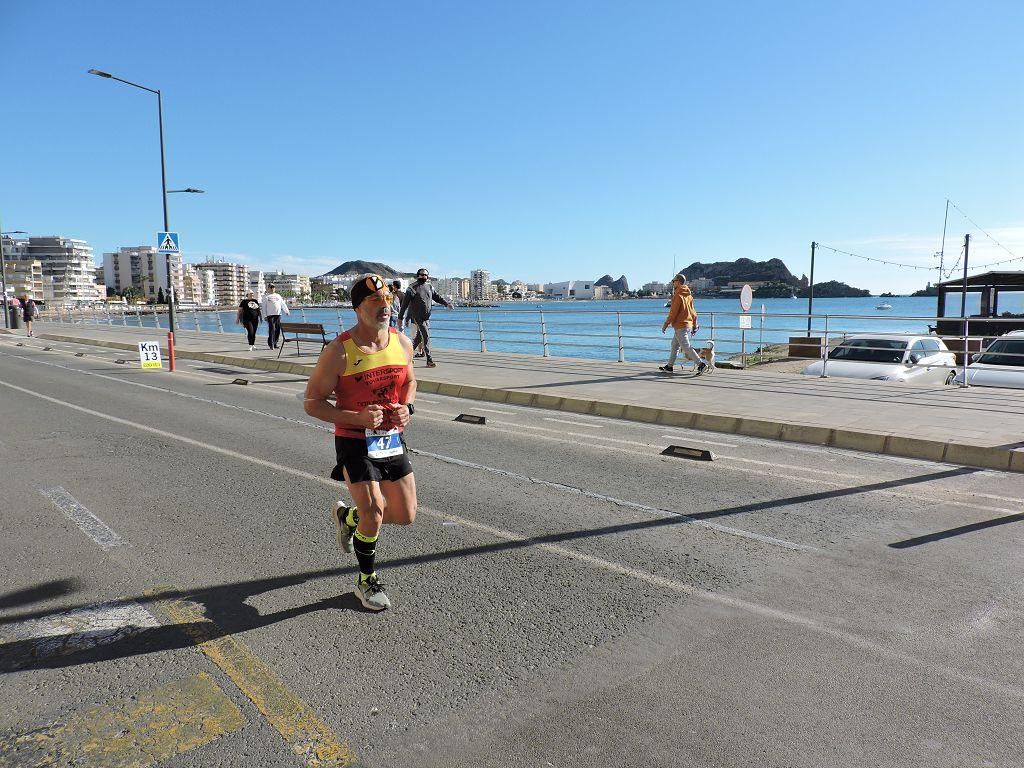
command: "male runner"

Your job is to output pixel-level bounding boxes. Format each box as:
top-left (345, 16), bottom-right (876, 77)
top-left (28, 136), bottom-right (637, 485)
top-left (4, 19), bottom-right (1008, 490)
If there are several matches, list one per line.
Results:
top-left (303, 274), bottom-right (417, 610)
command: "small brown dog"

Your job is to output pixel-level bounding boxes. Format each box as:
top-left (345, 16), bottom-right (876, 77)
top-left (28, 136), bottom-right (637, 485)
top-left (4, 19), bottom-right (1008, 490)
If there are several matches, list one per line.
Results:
top-left (698, 341), bottom-right (716, 372)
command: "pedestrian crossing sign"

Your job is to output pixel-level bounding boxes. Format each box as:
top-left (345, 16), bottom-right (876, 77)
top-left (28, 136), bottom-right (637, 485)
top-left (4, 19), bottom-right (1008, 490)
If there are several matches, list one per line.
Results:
top-left (138, 341), bottom-right (163, 370)
top-left (157, 231), bottom-right (179, 254)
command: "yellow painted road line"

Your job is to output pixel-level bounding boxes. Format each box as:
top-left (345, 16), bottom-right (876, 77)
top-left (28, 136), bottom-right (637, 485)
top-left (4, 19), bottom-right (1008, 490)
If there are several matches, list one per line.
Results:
top-left (150, 590), bottom-right (358, 768)
top-left (0, 672), bottom-right (244, 768)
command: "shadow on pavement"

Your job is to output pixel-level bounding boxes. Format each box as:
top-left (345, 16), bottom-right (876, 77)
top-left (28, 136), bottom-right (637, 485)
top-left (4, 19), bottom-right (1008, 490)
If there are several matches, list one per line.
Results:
top-left (0, 464), bottom-right (985, 673)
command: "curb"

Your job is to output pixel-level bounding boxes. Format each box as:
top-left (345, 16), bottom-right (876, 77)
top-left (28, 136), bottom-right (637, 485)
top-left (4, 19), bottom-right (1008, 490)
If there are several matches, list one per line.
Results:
top-left (28, 331), bottom-right (1023, 474)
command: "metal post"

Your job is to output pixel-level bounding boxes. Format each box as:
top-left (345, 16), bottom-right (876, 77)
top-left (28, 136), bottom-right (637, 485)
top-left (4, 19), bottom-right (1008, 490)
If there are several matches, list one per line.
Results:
top-left (477, 310), bottom-right (487, 353)
top-left (215, 310), bottom-right (224, 333)
top-left (299, 307), bottom-right (307, 323)
top-left (0, 225), bottom-right (7, 330)
top-left (157, 91), bottom-right (177, 371)
top-left (820, 314), bottom-right (830, 378)
top-left (759, 304), bottom-right (765, 362)
top-left (710, 312), bottom-right (715, 347)
top-left (616, 312), bottom-right (625, 362)
top-left (540, 309), bottom-right (549, 357)
top-left (336, 308), bottom-right (343, 334)
top-left (959, 316), bottom-right (970, 388)
top-left (105, 305), bottom-right (113, 326)
top-left (806, 241), bottom-right (816, 335)
top-left (135, 304), bottom-right (142, 327)
top-left (741, 328), bottom-right (746, 369)
top-left (193, 308), bottom-right (200, 332)
top-left (153, 304), bottom-right (161, 329)
top-left (960, 234), bottom-right (970, 319)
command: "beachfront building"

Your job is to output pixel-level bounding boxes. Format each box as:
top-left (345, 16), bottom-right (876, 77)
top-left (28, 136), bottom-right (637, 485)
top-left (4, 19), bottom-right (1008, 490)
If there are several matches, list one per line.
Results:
top-left (433, 277), bottom-right (466, 300)
top-left (181, 265), bottom-right (204, 305)
top-left (545, 280), bottom-right (596, 300)
top-left (264, 270), bottom-right (311, 300)
top-left (642, 281), bottom-right (669, 295)
top-left (102, 245), bottom-right (185, 302)
top-left (5, 259), bottom-right (45, 300)
top-left (6, 235), bottom-right (101, 305)
top-left (470, 270), bottom-right (496, 301)
top-left (248, 269), bottom-right (266, 298)
top-left (200, 269), bottom-right (216, 306)
top-left (191, 259), bottom-right (250, 306)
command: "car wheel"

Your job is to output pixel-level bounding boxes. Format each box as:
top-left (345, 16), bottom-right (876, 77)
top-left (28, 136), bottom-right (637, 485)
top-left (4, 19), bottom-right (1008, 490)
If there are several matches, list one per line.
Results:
top-left (944, 371), bottom-right (956, 385)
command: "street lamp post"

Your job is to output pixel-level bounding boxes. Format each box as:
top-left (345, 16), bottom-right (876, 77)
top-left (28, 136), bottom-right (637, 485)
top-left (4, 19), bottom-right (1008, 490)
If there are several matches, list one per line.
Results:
top-left (88, 68), bottom-right (202, 371)
top-left (0, 228), bottom-right (28, 330)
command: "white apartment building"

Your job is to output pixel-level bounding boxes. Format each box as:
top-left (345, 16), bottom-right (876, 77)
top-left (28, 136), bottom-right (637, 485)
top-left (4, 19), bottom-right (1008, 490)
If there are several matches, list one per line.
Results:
top-left (191, 260), bottom-right (250, 306)
top-left (103, 246), bottom-right (185, 302)
top-left (642, 281), bottom-right (669, 295)
top-left (201, 270), bottom-right (216, 306)
top-left (264, 270), bottom-right (311, 300)
top-left (5, 260), bottom-right (45, 300)
top-left (7, 236), bottom-right (101, 305)
top-left (470, 270), bottom-right (496, 301)
top-left (433, 277), bottom-right (468, 300)
top-left (545, 280), bottom-right (596, 300)
top-left (181, 265), bottom-right (204, 305)
top-left (248, 269), bottom-right (266, 298)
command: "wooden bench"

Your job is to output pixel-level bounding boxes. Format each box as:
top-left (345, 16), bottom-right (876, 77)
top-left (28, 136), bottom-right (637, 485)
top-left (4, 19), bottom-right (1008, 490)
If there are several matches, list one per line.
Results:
top-left (278, 322), bottom-right (330, 358)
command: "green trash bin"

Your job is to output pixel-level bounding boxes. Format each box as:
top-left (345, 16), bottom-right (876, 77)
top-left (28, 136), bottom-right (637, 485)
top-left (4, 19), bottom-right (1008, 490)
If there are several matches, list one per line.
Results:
top-left (9, 306), bottom-right (21, 329)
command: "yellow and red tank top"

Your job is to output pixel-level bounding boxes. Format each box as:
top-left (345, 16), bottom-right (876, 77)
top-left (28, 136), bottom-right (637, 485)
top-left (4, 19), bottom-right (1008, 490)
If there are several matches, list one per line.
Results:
top-left (334, 328), bottom-right (409, 438)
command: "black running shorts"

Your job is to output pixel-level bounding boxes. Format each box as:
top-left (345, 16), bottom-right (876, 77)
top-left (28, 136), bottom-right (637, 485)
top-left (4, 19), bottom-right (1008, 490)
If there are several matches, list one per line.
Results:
top-left (331, 435), bottom-right (414, 485)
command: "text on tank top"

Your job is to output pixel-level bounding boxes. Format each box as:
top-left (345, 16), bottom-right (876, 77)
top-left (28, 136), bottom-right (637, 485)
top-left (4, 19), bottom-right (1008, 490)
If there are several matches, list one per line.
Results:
top-left (334, 328), bottom-right (409, 438)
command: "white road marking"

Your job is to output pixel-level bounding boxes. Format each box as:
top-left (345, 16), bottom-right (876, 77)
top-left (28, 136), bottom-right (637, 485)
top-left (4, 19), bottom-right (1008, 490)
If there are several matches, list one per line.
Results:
top-left (468, 407), bottom-right (514, 415)
top-left (3, 378), bottom-right (1023, 702)
top-left (6, 349), bottom-right (1022, 515)
top-left (414, 397), bottom-right (439, 403)
top-left (39, 486), bottom-right (123, 550)
top-left (1, 601), bottom-right (159, 663)
top-left (663, 434), bottom-right (737, 448)
top-left (544, 417), bottom-right (603, 428)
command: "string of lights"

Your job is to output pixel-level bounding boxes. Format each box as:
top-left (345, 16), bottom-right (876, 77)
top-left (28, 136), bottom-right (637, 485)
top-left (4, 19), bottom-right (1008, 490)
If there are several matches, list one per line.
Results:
top-left (947, 199), bottom-right (1024, 272)
top-left (815, 243), bottom-right (939, 271)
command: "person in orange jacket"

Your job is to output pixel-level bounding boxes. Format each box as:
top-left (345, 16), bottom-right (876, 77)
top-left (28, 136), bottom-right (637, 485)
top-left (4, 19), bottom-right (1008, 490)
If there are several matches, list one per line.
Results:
top-left (659, 274), bottom-right (708, 374)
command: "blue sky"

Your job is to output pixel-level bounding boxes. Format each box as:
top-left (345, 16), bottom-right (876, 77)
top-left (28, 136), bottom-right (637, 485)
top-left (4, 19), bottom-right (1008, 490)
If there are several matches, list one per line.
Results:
top-left (3, 0), bottom-right (1022, 293)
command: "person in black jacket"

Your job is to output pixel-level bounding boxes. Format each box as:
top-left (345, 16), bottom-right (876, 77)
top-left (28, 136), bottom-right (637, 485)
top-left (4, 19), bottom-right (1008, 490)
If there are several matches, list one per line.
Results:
top-left (398, 268), bottom-right (452, 368)
top-left (237, 292), bottom-right (262, 351)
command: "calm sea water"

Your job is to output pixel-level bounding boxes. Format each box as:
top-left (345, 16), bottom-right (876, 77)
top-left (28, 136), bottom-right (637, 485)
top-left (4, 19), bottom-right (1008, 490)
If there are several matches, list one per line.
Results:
top-left (96, 294), bottom-right (977, 362)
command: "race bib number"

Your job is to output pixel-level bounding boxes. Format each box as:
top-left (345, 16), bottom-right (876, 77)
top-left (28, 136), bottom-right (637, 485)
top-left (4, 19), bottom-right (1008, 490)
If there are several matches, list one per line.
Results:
top-left (365, 429), bottom-right (403, 460)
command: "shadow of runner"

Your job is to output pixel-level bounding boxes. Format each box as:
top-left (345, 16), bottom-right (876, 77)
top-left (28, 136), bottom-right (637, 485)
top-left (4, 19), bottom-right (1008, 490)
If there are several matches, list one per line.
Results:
top-left (0, 579), bottom-right (81, 610)
top-left (0, 464), bottom-right (982, 675)
top-left (889, 511), bottom-right (1024, 549)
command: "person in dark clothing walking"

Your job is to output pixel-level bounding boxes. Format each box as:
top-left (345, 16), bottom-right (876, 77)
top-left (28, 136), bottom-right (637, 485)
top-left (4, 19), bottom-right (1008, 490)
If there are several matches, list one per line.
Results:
top-left (237, 291), bottom-right (262, 351)
top-left (22, 295), bottom-right (38, 337)
top-left (398, 268), bottom-right (452, 367)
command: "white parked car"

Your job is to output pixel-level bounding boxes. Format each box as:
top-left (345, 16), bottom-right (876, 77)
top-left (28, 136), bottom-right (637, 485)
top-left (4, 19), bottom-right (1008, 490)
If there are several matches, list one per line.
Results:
top-left (801, 334), bottom-right (957, 384)
top-left (952, 330), bottom-right (1024, 389)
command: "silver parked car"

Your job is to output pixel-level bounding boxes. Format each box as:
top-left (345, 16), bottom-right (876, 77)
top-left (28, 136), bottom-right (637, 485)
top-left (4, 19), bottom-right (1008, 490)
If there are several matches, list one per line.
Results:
top-left (801, 334), bottom-right (957, 384)
top-left (952, 330), bottom-right (1024, 389)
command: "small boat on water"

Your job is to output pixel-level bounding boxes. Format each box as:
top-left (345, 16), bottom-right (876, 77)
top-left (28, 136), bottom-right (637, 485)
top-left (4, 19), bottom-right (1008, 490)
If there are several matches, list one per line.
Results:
top-left (875, 302), bottom-right (893, 310)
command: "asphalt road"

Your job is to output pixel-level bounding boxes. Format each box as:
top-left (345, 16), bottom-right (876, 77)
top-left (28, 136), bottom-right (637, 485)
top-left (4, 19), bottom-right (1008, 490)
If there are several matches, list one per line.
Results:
top-left (1, 335), bottom-right (1022, 768)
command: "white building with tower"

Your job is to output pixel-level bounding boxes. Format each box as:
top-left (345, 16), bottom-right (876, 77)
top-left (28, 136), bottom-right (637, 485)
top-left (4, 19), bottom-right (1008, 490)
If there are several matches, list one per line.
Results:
top-left (103, 245), bottom-right (185, 303)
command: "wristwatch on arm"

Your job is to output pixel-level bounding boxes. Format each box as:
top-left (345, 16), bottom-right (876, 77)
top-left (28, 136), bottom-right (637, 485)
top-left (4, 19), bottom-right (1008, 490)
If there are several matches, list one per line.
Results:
top-left (405, 403), bottom-right (415, 417)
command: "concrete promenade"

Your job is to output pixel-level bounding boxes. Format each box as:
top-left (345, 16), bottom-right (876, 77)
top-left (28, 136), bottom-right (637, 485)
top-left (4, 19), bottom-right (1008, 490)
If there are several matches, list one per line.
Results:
top-left (9, 321), bottom-right (1024, 472)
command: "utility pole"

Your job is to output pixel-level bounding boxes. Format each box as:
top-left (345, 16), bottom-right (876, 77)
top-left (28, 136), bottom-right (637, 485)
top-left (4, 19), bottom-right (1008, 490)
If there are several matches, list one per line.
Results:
top-left (806, 241), bottom-right (816, 335)
top-left (960, 233), bottom-right (970, 319)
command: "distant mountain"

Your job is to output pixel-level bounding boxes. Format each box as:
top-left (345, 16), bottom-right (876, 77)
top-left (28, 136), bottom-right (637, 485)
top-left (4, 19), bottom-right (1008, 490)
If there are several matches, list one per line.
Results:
top-left (321, 260), bottom-right (406, 278)
top-left (680, 258), bottom-right (800, 287)
top-left (595, 274), bottom-right (630, 293)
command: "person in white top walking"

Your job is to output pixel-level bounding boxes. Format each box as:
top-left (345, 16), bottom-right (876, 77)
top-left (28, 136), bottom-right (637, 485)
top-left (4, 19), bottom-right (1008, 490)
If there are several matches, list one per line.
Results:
top-left (260, 284), bottom-right (290, 349)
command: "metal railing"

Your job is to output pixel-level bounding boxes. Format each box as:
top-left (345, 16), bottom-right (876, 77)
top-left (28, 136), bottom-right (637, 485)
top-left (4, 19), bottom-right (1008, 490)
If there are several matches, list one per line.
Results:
top-left (34, 304), bottom-right (1024, 387)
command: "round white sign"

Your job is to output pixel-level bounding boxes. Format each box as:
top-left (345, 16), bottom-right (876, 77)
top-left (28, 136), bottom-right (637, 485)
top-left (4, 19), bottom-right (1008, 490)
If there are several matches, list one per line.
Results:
top-left (740, 284), bottom-right (753, 312)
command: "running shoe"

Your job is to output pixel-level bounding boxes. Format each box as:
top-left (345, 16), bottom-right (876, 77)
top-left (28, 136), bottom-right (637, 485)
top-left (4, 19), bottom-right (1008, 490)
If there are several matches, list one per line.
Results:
top-left (658, 365), bottom-right (674, 373)
top-left (332, 501), bottom-right (357, 553)
top-left (426, 360), bottom-right (437, 368)
top-left (696, 362), bottom-right (708, 375)
top-left (355, 574), bottom-right (391, 611)
top-left (414, 352), bottom-right (425, 358)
